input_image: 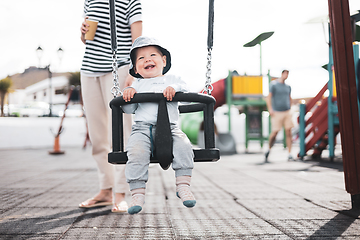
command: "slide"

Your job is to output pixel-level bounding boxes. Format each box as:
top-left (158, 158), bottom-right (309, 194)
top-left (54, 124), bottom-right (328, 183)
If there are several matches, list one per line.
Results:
top-left (210, 78), bottom-right (226, 110)
top-left (298, 86), bottom-right (340, 159)
top-left (181, 78), bottom-right (237, 155)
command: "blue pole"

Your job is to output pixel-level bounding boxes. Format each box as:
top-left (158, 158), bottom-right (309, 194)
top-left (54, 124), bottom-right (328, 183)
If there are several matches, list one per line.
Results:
top-left (226, 71), bottom-right (232, 132)
top-left (299, 103), bottom-right (306, 159)
top-left (353, 44), bottom-right (359, 122)
top-left (328, 24), bottom-right (335, 160)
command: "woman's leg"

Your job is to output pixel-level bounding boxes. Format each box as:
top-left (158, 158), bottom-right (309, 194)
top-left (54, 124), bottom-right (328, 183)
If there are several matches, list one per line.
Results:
top-left (79, 73), bottom-right (114, 207)
top-left (100, 69), bottom-right (133, 211)
top-left (112, 66), bottom-right (132, 204)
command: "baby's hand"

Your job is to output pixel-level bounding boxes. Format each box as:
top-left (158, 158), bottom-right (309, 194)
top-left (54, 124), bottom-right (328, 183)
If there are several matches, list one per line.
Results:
top-left (163, 86), bottom-right (176, 101)
top-left (123, 88), bottom-right (137, 102)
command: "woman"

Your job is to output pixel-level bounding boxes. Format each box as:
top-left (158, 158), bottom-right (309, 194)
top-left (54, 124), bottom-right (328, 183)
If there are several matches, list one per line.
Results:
top-left (78, 0), bottom-right (142, 213)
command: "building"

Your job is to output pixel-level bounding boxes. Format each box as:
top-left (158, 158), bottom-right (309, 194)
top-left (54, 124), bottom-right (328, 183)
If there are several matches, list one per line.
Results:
top-left (8, 66), bottom-right (71, 106)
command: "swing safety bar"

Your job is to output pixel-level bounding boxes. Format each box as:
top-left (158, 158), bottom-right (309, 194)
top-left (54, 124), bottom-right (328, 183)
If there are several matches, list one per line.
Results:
top-left (108, 92), bottom-right (220, 164)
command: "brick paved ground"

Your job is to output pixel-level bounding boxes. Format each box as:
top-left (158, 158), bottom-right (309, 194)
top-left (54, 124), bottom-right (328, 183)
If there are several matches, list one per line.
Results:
top-left (0, 144), bottom-right (359, 239)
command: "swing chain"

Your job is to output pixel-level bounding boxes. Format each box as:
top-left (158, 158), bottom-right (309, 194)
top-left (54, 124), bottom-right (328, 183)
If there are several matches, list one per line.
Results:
top-left (111, 50), bottom-right (122, 97)
top-left (203, 47), bottom-right (213, 95)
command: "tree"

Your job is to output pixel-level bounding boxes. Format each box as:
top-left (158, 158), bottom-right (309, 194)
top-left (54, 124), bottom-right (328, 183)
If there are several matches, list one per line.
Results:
top-left (68, 72), bottom-right (81, 87)
top-left (0, 76), bottom-right (12, 117)
top-left (67, 72), bottom-right (81, 103)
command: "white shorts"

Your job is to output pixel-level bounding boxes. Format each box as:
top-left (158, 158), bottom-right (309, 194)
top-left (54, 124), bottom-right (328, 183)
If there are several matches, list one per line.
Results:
top-left (271, 110), bottom-right (294, 132)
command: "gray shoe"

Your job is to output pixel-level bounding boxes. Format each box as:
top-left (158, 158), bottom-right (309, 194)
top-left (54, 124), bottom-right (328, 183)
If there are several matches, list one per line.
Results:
top-left (288, 155), bottom-right (294, 161)
top-left (265, 150), bottom-right (270, 162)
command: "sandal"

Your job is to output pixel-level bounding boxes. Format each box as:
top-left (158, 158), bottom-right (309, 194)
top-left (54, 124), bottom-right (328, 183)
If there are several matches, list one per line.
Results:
top-left (111, 201), bottom-right (128, 213)
top-left (79, 198), bottom-right (112, 208)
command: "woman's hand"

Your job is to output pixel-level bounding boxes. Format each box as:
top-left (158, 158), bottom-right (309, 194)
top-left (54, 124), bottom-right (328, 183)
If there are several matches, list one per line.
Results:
top-left (124, 74), bottom-right (134, 88)
top-left (80, 17), bottom-right (89, 44)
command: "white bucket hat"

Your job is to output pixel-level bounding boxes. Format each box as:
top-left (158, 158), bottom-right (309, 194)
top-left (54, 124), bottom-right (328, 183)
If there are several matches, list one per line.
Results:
top-left (129, 36), bottom-right (171, 78)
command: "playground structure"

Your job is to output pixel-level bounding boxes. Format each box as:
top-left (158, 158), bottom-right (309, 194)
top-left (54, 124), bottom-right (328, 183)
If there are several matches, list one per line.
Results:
top-left (298, 25), bottom-right (360, 160)
top-left (182, 31), bottom-right (276, 155)
top-left (181, 71), bottom-right (275, 154)
top-left (225, 71), bottom-right (271, 152)
top-left (180, 78), bottom-right (238, 156)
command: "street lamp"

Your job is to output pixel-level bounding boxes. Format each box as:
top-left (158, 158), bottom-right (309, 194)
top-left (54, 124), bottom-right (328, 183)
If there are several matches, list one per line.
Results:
top-left (57, 47), bottom-right (64, 66)
top-left (36, 46), bottom-right (43, 68)
top-left (35, 46), bottom-right (64, 117)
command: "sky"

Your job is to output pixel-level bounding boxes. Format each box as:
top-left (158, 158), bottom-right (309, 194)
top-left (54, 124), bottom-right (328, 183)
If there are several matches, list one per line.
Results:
top-left (0, 0), bottom-right (360, 99)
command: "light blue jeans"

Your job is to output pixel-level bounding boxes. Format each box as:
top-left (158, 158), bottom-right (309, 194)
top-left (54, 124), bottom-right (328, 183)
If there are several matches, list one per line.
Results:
top-left (125, 122), bottom-right (194, 191)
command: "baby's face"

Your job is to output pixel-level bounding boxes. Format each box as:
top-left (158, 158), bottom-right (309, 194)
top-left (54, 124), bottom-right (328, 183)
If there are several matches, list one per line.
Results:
top-left (134, 46), bottom-right (166, 78)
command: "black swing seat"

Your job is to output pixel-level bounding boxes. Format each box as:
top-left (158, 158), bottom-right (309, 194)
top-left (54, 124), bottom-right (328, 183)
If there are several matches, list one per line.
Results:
top-left (108, 92), bottom-right (220, 167)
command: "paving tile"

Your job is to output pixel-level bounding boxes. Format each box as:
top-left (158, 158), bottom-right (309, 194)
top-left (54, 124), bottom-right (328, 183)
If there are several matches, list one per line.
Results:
top-left (0, 145), bottom-right (359, 239)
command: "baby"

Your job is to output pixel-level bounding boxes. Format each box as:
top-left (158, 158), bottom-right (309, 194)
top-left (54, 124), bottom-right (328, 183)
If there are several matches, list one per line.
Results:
top-left (122, 36), bottom-right (196, 214)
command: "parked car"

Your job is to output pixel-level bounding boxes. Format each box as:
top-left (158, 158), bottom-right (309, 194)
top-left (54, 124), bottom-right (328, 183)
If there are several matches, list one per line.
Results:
top-left (52, 104), bottom-right (84, 118)
top-left (10, 102), bottom-right (50, 117)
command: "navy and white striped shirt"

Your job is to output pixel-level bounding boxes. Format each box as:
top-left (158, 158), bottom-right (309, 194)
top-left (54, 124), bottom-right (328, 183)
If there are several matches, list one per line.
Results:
top-left (81, 0), bottom-right (142, 74)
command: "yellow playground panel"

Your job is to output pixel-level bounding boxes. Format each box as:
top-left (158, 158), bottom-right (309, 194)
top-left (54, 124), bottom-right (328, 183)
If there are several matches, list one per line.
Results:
top-left (226, 71), bottom-right (267, 151)
top-left (232, 75), bottom-right (263, 97)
